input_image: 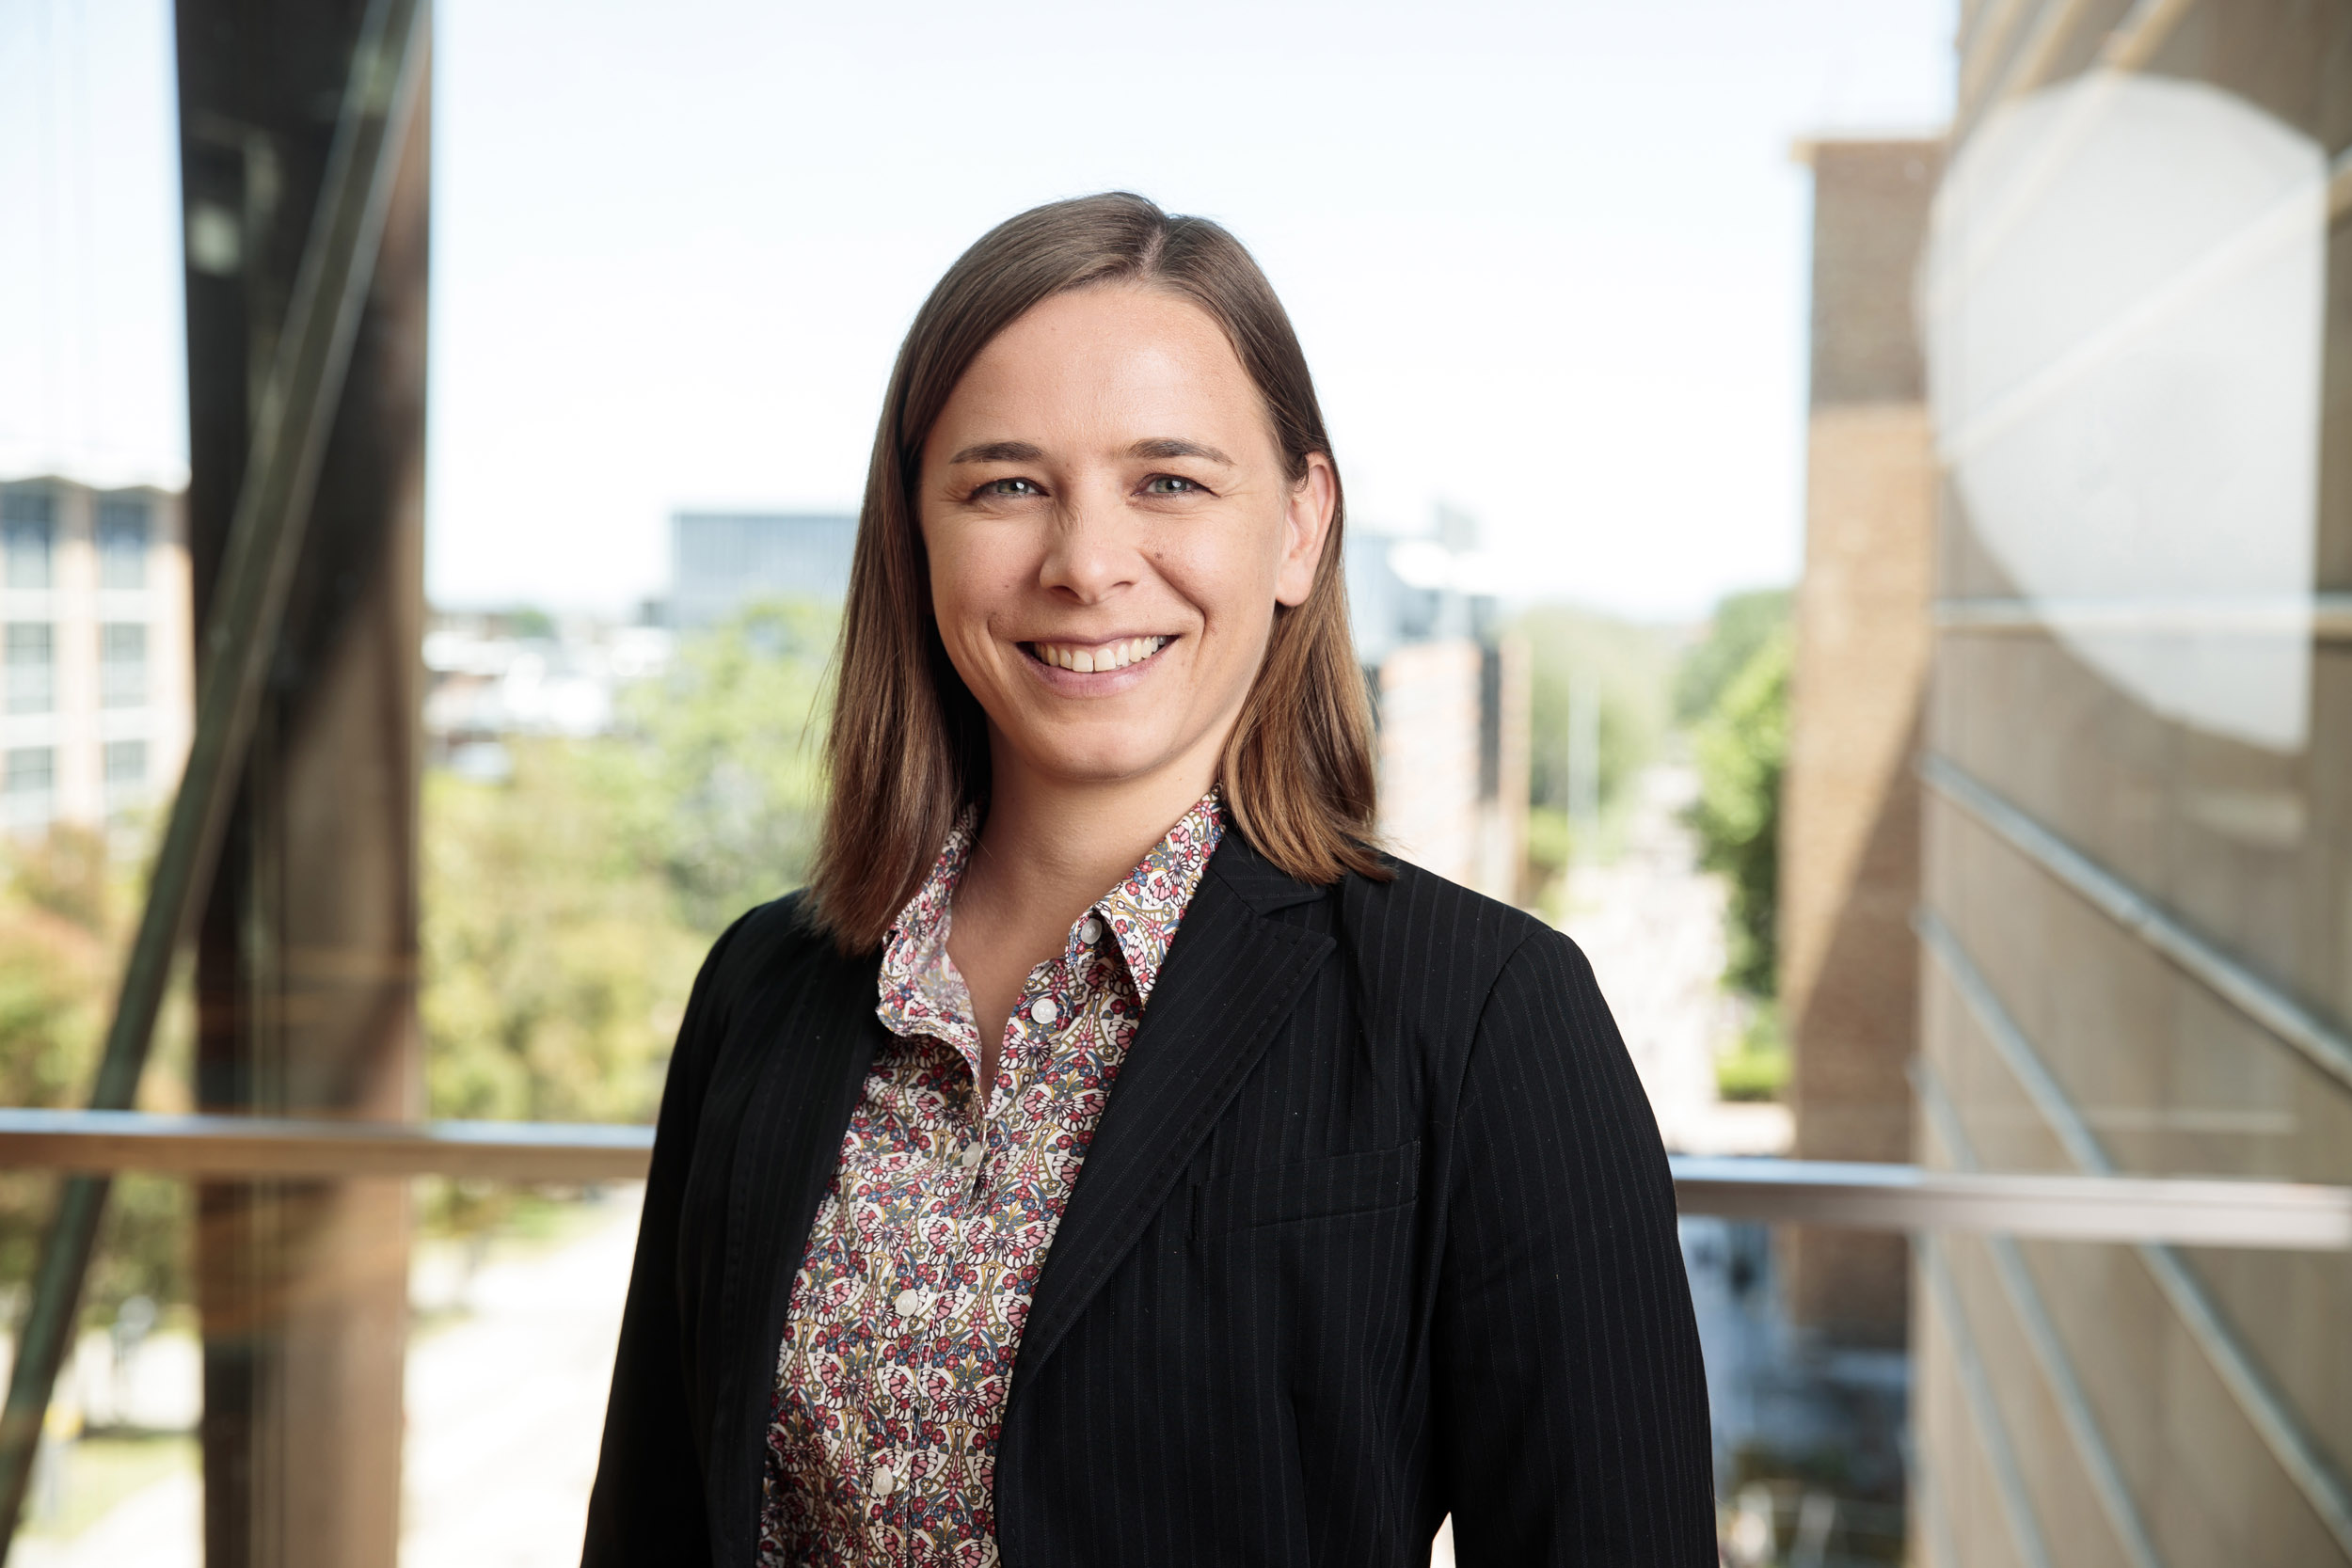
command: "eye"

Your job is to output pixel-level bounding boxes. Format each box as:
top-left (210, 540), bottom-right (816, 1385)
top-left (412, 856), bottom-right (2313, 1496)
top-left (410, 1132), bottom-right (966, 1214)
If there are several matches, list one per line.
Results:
top-left (973, 477), bottom-right (1043, 499)
top-left (1142, 474), bottom-right (1208, 496)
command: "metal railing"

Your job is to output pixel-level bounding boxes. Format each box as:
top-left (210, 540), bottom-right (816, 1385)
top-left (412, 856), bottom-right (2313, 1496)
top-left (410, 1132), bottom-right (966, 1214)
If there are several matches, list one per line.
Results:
top-left (0, 1108), bottom-right (2343, 1251)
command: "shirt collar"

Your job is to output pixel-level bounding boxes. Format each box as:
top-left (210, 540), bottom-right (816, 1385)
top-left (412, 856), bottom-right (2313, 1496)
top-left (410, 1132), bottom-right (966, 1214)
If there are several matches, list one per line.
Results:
top-left (1089, 792), bottom-right (1222, 1005)
top-left (879, 792), bottom-right (1224, 1015)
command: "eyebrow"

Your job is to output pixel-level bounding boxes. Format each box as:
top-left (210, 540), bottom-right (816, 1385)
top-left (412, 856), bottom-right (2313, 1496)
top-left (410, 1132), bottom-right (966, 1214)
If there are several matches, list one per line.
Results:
top-left (944, 436), bottom-right (1238, 467)
top-left (946, 439), bottom-right (1045, 465)
top-left (1130, 436), bottom-right (1235, 466)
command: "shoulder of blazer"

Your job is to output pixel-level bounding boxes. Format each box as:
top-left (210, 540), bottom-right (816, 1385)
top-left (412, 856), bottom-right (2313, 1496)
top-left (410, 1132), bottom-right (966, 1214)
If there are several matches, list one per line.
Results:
top-left (687, 890), bottom-right (858, 1044)
top-left (1262, 844), bottom-right (1563, 989)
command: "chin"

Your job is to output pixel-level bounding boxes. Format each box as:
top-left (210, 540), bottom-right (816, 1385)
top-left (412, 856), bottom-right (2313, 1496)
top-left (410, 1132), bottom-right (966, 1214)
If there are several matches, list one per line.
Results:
top-left (1020, 727), bottom-right (1195, 788)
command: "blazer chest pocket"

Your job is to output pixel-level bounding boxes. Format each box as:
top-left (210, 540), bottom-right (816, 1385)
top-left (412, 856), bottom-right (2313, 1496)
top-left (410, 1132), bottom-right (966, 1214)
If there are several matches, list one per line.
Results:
top-left (1191, 1141), bottom-right (1421, 1241)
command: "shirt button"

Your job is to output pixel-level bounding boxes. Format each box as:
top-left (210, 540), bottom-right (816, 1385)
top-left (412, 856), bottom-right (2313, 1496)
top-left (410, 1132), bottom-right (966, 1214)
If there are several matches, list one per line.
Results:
top-left (1079, 915), bottom-right (1104, 944)
top-left (872, 1463), bottom-right (898, 1497)
top-left (894, 1288), bottom-right (922, 1318)
top-left (1030, 997), bottom-right (1058, 1026)
top-left (960, 1143), bottom-right (984, 1171)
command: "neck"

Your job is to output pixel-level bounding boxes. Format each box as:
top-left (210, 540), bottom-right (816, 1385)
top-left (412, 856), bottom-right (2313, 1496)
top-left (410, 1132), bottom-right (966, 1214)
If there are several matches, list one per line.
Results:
top-left (961, 745), bottom-right (1216, 931)
top-left (943, 739), bottom-right (1218, 1102)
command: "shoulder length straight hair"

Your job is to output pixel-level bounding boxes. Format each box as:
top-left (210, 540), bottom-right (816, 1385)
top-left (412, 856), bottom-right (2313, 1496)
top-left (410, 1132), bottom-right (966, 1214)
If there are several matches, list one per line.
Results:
top-left (808, 192), bottom-right (1384, 953)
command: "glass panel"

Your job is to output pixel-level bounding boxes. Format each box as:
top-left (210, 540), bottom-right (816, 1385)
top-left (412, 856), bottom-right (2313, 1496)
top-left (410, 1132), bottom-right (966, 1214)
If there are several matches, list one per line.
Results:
top-left (5, 626), bottom-right (51, 717)
top-left (3, 747), bottom-right (55, 832)
top-left (94, 502), bottom-right (149, 593)
top-left (0, 493), bottom-right (53, 593)
top-left (101, 741), bottom-right (147, 818)
top-left (97, 626), bottom-right (144, 711)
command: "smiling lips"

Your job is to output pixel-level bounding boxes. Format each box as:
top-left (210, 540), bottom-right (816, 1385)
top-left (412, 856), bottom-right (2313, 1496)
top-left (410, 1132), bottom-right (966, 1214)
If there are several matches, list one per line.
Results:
top-left (1025, 636), bottom-right (1170, 674)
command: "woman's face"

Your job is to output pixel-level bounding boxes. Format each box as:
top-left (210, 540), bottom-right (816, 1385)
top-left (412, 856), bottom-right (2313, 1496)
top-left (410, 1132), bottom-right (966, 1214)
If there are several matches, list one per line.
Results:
top-left (918, 284), bottom-right (1335, 798)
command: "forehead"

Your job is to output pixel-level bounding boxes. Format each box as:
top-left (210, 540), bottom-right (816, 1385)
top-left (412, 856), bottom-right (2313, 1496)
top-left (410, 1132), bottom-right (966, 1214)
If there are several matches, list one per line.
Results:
top-left (932, 285), bottom-right (1265, 445)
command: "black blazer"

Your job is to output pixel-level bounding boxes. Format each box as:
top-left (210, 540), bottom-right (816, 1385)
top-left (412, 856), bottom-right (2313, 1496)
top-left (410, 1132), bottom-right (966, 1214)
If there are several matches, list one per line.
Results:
top-left (583, 836), bottom-right (1716, 1566)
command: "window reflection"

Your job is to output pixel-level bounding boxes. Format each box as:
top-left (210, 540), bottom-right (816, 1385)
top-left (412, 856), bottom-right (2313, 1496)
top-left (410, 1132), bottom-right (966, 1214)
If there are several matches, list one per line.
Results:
top-left (1925, 72), bottom-right (2328, 754)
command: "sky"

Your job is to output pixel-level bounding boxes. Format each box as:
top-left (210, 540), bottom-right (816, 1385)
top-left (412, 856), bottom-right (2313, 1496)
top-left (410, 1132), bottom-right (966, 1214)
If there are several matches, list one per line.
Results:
top-left (3, 0), bottom-right (1956, 621)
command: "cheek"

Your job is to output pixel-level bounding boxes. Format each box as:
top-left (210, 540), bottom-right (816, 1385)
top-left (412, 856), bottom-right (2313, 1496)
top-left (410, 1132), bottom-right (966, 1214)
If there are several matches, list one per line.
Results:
top-left (927, 530), bottom-right (1012, 635)
top-left (1159, 514), bottom-right (1283, 629)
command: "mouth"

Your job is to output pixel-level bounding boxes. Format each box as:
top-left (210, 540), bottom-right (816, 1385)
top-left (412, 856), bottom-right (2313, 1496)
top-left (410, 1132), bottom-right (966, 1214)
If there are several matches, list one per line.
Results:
top-left (1021, 635), bottom-right (1172, 675)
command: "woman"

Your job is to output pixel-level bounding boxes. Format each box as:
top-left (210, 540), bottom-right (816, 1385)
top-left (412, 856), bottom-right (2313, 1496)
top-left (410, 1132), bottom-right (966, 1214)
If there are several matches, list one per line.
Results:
top-left (584, 193), bottom-right (1714, 1567)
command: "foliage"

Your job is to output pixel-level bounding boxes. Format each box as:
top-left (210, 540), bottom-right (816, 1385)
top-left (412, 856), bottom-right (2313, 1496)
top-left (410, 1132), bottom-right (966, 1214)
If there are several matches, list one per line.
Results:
top-left (421, 742), bottom-right (704, 1129)
top-left (618, 599), bottom-right (835, 934)
top-left (1525, 806), bottom-right (1572, 880)
top-left (1687, 626), bottom-right (1790, 999)
top-left (1673, 588), bottom-right (1790, 725)
top-left (418, 600), bottom-right (834, 1239)
top-left (1715, 1005), bottom-right (1789, 1102)
top-left (1515, 605), bottom-right (1676, 825)
top-left (0, 823), bottom-right (190, 1323)
top-left (421, 599), bottom-right (835, 1128)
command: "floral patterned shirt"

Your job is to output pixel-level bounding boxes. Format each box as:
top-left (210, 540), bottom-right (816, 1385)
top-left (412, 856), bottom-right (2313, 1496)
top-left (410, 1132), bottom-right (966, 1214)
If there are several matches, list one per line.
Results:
top-left (758, 794), bottom-right (1225, 1567)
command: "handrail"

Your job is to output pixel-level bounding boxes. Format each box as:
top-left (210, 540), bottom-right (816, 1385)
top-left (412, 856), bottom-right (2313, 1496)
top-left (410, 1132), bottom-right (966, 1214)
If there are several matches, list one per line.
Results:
top-left (0, 1110), bottom-right (2343, 1251)
top-left (1667, 1154), bottom-right (2351, 1250)
top-left (0, 1108), bottom-right (654, 1183)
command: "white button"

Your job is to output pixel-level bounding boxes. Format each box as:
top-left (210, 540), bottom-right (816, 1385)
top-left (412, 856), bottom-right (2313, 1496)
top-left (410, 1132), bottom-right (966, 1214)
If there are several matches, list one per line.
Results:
top-left (1079, 916), bottom-right (1104, 944)
top-left (1029, 997), bottom-right (1058, 1026)
top-left (871, 1464), bottom-right (897, 1496)
top-left (894, 1288), bottom-right (922, 1318)
top-left (960, 1143), bottom-right (984, 1171)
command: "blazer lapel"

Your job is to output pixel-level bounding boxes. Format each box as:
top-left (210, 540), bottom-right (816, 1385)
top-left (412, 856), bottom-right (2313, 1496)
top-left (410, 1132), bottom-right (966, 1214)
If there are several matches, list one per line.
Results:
top-left (1007, 840), bottom-right (1335, 1412)
top-left (710, 942), bottom-right (885, 1560)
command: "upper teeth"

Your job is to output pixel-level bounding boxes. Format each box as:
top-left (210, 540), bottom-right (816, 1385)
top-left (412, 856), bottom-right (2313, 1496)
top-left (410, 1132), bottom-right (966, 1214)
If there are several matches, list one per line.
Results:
top-left (1036, 637), bottom-right (1168, 673)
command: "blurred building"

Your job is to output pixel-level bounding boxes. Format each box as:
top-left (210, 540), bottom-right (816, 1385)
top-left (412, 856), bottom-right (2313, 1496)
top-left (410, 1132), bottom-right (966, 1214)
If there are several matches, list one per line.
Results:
top-left (421, 610), bottom-right (673, 774)
top-left (1348, 516), bottom-right (1530, 903)
top-left (666, 511), bottom-right (856, 626)
top-left (0, 475), bottom-right (194, 833)
top-left (1915, 7), bottom-right (2352, 1568)
top-left (1782, 137), bottom-right (1943, 1344)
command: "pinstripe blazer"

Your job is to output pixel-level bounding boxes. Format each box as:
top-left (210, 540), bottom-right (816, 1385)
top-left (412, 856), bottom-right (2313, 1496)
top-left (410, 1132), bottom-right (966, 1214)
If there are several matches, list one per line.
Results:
top-left (582, 834), bottom-right (1717, 1566)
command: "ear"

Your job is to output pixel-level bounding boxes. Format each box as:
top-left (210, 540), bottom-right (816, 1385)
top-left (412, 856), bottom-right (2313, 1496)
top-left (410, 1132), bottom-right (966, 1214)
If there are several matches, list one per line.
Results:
top-left (1273, 453), bottom-right (1337, 607)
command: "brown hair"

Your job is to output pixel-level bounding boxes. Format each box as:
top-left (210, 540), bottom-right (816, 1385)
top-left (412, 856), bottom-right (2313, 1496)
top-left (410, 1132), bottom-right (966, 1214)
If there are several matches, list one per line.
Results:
top-left (807, 192), bottom-right (1384, 952)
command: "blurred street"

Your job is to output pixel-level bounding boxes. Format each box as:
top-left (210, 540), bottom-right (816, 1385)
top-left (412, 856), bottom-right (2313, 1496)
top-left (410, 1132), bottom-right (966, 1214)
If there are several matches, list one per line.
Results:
top-left (400, 1191), bottom-right (641, 1566)
top-left (1557, 764), bottom-right (1790, 1158)
top-left (6, 1191), bottom-right (643, 1566)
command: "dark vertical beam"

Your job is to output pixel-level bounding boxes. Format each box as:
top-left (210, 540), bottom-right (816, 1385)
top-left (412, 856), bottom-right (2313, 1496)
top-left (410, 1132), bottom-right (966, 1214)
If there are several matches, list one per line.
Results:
top-left (178, 3), bottom-right (431, 1564)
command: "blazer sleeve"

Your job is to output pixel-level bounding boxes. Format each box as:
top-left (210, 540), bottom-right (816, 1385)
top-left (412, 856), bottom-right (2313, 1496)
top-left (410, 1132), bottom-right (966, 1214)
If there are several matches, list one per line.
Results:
top-left (581, 911), bottom-right (754, 1567)
top-left (1434, 927), bottom-right (1718, 1565)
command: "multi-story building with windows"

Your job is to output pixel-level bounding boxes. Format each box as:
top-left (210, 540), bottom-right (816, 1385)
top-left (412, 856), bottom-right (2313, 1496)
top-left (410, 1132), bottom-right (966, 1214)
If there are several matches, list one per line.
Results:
top-left (666, 511), bottom-right (857, 627)
top-left (0, 476), bottom-right (194, 834)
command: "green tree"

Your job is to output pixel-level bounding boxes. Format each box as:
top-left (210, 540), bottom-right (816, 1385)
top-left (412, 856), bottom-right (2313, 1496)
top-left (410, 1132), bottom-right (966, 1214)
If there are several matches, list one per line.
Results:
top-left (0, 824), bottom-right (189, 1321)
top-left (421, 742), bottom-right (704, 1127)
top-left (420, 597), bottom-right (838, 1141)
top-left (1674, 587), bottom-right (1791, 724)
top-left (1517, 606), bottom-right (1676, 822)
top-left (621, 599), bottom-right (834, 934)
top-left (1687, 628), bottom-right (1789, 999)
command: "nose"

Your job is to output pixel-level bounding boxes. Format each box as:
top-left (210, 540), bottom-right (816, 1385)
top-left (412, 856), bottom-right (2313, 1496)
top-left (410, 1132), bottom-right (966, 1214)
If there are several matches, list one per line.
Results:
top-left (1038, 482), bottom-right (1141, 604)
